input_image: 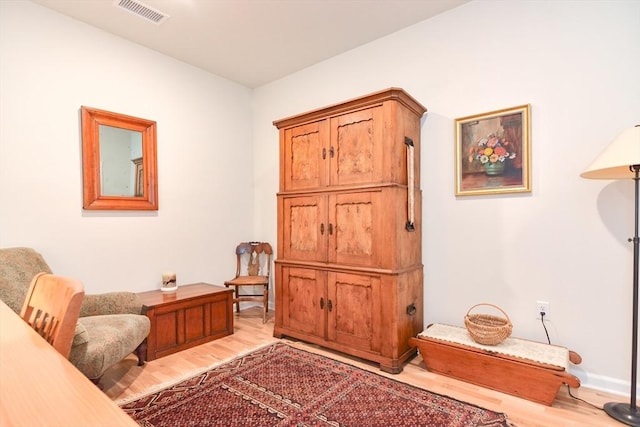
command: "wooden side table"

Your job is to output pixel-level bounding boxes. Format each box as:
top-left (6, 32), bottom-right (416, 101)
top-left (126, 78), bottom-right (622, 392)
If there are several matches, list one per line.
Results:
top-left (137, 283), bottom-right (233, 361)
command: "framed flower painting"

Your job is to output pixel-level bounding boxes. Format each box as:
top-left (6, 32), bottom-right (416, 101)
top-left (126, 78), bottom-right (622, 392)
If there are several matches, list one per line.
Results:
top-left (454, 104), bottom-right (531, 196)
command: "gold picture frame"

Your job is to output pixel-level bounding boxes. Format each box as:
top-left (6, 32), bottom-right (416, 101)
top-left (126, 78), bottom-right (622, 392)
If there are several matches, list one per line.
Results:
top-left (455, 104), bottom-right (531, 196)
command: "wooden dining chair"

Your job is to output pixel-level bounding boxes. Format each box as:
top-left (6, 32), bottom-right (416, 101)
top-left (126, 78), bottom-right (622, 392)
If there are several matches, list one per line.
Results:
top-left (224, 242), bottom-right (272, 323)
top-left (20, 272), bottom-right (85, 359)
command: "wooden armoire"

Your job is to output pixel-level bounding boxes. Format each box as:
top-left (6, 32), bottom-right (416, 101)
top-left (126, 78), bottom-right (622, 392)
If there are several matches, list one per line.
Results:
top-left (273, 88), bottom-right (426, 373)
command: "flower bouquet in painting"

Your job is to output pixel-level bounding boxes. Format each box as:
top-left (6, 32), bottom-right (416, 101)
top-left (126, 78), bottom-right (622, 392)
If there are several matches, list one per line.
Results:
top-left (468, 132), bottom-right (516, 176)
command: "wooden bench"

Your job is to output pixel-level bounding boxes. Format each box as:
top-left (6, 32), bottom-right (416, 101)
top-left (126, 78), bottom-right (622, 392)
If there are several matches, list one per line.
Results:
top-left (408, 323), bottom-right (582, 405)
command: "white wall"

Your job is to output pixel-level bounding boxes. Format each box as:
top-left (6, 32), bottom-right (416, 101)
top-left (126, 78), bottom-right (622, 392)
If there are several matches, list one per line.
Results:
top-left (0, 2), bottom-right (254, 292)
top-left (253, 0), bottom-right (640, 395)
top-left (2, 0), bottom-right (639, 396)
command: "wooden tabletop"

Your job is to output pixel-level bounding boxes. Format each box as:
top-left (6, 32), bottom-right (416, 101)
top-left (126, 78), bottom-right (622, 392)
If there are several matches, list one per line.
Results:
top-left (0, 300), bottom-right (138, 427)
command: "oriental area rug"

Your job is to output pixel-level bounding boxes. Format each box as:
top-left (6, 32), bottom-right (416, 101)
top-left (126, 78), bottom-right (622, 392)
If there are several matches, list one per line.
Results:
top-left (119, 343), bottom-right (513, 427)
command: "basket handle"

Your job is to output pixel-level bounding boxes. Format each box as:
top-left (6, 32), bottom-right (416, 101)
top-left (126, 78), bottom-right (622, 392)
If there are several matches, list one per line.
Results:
top-left (466, 303), bottom-right (511, 323)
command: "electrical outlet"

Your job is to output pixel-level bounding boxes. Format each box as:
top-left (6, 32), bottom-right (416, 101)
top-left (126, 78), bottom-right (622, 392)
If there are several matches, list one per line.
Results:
top-left (536, 301), bottom-right (550, 320)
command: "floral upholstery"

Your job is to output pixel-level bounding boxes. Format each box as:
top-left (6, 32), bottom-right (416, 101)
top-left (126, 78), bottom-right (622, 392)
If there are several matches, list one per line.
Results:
top-left (0, 247), bottom-right (52, 313)
top-left (0, 247), bottom-right (150, 382)
top-left (69, 314), bottom-right (150, 379)
top-left (81, 292), bottom-right (143, 316)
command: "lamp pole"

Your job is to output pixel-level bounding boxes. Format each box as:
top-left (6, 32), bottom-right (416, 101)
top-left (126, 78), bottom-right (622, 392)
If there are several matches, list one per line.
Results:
top-left (605, 164), bottom-right (640, 426)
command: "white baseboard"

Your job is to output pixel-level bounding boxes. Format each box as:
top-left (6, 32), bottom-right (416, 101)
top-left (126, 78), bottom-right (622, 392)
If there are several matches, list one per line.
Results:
top-left (576, 370), bottom-right (631, 397)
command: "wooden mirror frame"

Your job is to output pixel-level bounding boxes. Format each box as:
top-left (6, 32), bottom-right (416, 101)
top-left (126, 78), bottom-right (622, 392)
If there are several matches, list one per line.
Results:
top-left (81, 106), bottom-right (158, 210)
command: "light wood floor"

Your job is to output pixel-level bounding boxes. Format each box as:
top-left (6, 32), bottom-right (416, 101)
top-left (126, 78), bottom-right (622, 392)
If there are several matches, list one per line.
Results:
top-left (103, 307), bottom-right (624, 426)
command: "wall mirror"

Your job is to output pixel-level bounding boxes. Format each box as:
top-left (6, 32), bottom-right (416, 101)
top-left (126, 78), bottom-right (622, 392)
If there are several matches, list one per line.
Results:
top-left (81, 106), bottom-right (158, 210)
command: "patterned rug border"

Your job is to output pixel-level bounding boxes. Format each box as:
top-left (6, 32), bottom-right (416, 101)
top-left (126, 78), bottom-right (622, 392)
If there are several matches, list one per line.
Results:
top-left (117, 341), bottom-right (514, 426)
top-left (114, 339), bottom-right (280, 406)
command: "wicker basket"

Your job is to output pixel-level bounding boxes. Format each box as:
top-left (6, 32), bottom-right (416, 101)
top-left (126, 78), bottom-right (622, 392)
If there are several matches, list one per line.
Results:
top-left (464, 303), bottom-right (513, 345)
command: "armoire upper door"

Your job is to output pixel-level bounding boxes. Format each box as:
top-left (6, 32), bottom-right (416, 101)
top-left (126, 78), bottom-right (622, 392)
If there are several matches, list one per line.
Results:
top-left (281, 120), bottom-right (330, 191)
top-left (328, 106), bottom-right (384, 187)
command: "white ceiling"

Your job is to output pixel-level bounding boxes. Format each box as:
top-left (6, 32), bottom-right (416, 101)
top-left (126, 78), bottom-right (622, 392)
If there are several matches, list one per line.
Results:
top-left (32, 0), bottom-right (469, 88)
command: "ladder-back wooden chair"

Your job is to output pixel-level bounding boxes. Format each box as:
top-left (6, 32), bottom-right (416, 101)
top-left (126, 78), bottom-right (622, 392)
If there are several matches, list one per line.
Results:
top-left (20, 272), bottom-right (85, 359)
top-left (224, 242), bottom-right (272, 323)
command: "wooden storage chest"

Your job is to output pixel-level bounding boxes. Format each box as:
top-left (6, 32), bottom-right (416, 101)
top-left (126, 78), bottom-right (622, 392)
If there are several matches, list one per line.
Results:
top-left (137, 283), bottom-right (233, 361)
top-left (409, 323), bottom-right (582, 405)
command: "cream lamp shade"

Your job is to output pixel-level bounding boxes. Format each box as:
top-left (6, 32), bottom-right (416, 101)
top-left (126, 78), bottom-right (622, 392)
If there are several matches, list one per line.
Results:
top-left (581, 126), bottom-right (640, 179)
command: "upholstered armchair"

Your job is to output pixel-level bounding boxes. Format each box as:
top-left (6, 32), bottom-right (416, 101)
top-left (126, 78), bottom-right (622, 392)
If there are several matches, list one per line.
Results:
top-left (0, 247), bottom-right (150, 384)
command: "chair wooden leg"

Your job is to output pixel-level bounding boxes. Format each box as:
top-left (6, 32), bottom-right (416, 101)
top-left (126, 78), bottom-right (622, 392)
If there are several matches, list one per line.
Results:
top-left (263, 287), bottom-right (268, 323)
top-left (235, 286), bottom-right (240, 313)
top-left (135, 340), bottom-right (147, 366)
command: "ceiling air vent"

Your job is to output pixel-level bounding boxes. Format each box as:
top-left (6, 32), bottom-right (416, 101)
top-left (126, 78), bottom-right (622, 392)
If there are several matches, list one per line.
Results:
top-left (114, 0), bottom-right (169, 25)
